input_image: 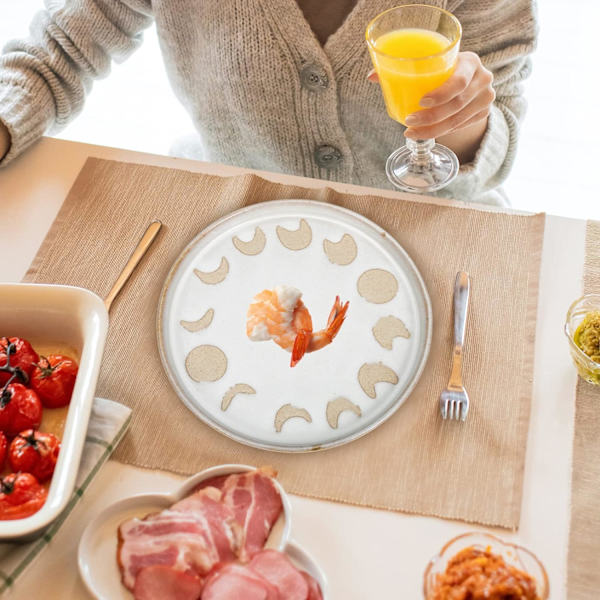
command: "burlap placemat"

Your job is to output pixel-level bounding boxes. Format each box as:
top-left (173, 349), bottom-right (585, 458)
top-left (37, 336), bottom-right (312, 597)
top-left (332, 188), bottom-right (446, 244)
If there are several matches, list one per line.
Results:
top-left (24, 158), bottom-right (545, 528)
top-left (567, 220), bottom-right (600, 598)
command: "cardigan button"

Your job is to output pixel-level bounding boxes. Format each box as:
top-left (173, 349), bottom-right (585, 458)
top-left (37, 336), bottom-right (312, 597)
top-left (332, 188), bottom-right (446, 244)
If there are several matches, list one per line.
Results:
top-left (300, 64), bottom-right (329, 92)
top-left (315, 145), bottom-right (342, 168)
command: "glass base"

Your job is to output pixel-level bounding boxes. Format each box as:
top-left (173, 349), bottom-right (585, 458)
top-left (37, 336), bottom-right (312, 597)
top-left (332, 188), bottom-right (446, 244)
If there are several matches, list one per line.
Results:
top-left (386, 138), bottom-right (459, 194)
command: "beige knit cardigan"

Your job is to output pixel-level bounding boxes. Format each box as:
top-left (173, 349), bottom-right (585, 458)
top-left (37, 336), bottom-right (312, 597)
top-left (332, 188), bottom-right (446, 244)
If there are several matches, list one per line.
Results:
top-left (0, 0), bottom-right (537, 204)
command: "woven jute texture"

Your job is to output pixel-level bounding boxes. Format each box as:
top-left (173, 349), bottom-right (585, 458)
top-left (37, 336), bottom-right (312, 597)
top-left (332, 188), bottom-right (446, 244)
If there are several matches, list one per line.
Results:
top-left (24, 158), bottom-right (545, 528)
top-left (567, 220), bottom-right (600, 598)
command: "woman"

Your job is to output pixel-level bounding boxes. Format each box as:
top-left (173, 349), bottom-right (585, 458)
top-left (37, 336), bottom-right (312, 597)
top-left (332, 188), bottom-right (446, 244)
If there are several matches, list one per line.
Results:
top-left (0, 0), bottom-right (536, 204)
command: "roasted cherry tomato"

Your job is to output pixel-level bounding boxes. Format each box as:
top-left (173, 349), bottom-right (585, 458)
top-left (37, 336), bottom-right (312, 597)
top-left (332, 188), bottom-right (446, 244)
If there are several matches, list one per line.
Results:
top-left (0, 383), bottom-right (43, 437)
top-left (0, 472), bottom-right (48, 520)
top-left (9, 430), bottom-right (60, 482)
top-left (0, 432), bottom-right (6, 469)
top-left (0, 337), bottom-right (39, 386)
top-left (30, 354), bottom-right (78, 408)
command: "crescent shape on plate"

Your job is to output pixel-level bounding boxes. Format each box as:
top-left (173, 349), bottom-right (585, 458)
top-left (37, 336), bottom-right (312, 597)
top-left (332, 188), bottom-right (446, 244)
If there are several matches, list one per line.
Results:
top-left (358, 362), bottom-right (399, 399)
top-left (323, 233), bottom-right (358, 266)
top-left (221, 383), bottom-right (256, 411)
top-left (193, 257), bottom-right (229, 284)
top-left (180, 308), bottom-right (215, 332)
top-left (276, 219), bottom-right (312, 251)
top-left (372, 315), bottom-right (411, 349)
top-left (232, 227), bottom-right (267, 255)
top-left (326, 397), bottom-right (362, 429)
top-left (274, 404), bottom-right (312, 432)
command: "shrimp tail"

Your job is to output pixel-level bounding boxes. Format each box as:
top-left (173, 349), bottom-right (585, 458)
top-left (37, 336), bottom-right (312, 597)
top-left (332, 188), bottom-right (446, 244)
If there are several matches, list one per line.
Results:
top-left (291, 330), bottom-right (311, 367)
top-left (326, 296), bottom-right (349, 339)
top-left (291, 297), bottom-right (349, 366)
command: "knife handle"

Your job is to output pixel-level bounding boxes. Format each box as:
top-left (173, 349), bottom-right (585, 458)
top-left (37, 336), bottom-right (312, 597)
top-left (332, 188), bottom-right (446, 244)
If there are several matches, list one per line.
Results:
top-left (104, 220), bottom-right (162, 312)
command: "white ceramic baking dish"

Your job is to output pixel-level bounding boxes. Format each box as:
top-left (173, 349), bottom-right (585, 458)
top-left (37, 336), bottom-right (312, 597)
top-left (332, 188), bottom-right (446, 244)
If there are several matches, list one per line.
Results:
top-left (0, 283), bottom-right (108, 540)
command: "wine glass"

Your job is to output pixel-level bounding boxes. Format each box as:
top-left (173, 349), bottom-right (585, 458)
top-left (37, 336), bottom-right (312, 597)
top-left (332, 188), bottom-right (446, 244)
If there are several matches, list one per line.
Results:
top-left (366, 5), bottom-right (462, 193)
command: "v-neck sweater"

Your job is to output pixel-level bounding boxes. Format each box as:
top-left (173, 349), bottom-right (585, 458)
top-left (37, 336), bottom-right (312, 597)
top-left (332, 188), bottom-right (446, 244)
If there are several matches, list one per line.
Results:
top-left (297, 0), bottom-right (359, 46)
top-left (0, 0), bottom-right (537, 204)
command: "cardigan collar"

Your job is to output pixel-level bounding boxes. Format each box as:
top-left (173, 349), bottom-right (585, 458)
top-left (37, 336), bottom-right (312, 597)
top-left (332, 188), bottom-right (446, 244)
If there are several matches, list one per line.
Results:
top-left (261, 0), bottom-right (448, 77)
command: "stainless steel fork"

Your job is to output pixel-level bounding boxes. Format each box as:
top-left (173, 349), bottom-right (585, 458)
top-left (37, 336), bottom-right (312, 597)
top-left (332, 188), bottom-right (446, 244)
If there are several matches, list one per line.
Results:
top-left (440, 271), bottom-right (470, 421)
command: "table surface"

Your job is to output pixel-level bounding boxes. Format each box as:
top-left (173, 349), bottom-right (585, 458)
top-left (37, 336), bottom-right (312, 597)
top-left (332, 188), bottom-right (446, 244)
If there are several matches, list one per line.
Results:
top-left (0, 137), bottom-right (584, 599)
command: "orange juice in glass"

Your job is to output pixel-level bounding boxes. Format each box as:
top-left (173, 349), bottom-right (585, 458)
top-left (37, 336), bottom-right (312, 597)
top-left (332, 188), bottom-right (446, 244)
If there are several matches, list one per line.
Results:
top-left (366, 5), bottom-right (462, 193)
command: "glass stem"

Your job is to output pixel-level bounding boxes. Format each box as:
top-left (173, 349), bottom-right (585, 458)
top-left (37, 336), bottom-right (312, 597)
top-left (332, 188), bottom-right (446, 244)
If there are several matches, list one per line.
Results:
top-left (405, 138), bottom-right (435, 168)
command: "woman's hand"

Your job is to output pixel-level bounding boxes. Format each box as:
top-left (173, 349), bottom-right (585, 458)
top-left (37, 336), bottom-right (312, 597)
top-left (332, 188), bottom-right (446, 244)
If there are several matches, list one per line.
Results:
top-left (368, 51), bottom-right (495, 163)
top-left (402, 51), bottom-right (495, 141)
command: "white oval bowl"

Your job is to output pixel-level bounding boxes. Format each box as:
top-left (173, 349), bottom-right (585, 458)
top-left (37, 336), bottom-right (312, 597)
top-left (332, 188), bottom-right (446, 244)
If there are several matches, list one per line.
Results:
top-left (78, 464), bottom-right (297, 600)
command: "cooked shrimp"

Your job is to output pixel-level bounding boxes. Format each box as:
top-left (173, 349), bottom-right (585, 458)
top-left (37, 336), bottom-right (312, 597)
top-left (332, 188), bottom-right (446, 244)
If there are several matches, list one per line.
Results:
top-left (246, 285), bottom-right (349, 367)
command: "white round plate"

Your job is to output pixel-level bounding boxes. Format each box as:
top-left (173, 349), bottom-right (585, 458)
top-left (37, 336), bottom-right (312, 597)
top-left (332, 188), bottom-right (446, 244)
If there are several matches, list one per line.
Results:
top-left (78, 464), bottom-right (292, 600)
top-left (158, 200), bottom-right (432, 452)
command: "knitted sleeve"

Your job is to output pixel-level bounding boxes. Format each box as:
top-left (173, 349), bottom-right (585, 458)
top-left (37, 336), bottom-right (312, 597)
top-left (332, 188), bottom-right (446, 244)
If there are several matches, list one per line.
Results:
top-left (0, 0), bottom-right (153, 166)
top-left (441, 0), bottom-right (538, 203)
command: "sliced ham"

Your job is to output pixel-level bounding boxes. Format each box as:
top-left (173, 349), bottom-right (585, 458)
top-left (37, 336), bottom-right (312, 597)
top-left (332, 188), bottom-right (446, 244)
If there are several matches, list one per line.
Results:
top-left (201, 563), bottom-right (280, 600)
top-left (118, 487), bottom-right (240, 590)
top-left (133, 566), bottom-right (203, 600)
top-left (195, 474), bottom-right (229, 491)
top-left (249, 550), bottom-right (309, 600)
top-left (219, 469), bottom-right (283, 562)
top-left (118, 469), bottom-right (291, 598)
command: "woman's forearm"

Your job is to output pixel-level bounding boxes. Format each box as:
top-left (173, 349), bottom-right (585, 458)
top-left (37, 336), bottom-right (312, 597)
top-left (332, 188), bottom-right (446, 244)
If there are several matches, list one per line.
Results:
top-left (0, 121), bottom-right (9, 161)
top-left (437, 116), bottom-right (488, 165)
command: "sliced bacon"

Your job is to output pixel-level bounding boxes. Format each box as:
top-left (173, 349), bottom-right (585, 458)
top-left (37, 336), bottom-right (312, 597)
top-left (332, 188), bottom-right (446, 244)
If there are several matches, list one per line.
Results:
top-left (170, 487), bottom-right (241, 563)
top-left (133, 566), bottom-right (203, 600)
top-left (118, 487), bottom-right (240, 590)
top-left (118, 469), bottom-right (288, 597)
top-left (219, 469), bottom-right (283, 562)
top-left (201, 563), bottom-right (280, 600)
top-left (249, 550), bottom-right (309, 600)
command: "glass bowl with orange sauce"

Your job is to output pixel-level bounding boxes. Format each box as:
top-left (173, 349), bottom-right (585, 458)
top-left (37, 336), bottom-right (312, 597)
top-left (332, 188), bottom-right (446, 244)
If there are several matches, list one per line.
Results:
top-left (423, 532), bottom-right (549, 600)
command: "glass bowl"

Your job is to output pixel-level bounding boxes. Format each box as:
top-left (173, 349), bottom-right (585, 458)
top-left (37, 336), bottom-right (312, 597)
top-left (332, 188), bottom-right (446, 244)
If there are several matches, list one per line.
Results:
top-left (422, 532), bottom-right (549, 599)
top-left (565, 294), bottom-right (600, 385)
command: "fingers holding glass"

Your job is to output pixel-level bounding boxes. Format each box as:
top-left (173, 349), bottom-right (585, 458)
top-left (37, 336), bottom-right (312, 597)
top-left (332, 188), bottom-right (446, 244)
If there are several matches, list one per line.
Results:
top-left (405, 87), bottom-right (495, 140)
top-left (405, 52), bottom-right (494, 140)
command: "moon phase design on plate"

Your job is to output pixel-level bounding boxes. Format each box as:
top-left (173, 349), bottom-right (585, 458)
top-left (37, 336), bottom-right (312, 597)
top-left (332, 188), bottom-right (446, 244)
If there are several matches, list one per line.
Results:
top-left (185, 345), bottom-right (228, 382)
top-left (372, 316), bottom-right (410, 349)
top-left (276, 219), bottom-right (312, 251)
top-left (274, 404), bottom-right (313, 432)
top-left (180, 308), bottom-right (215, 333)
top-left (357, 269), bottom-right (398, 304)
top-left (323, 233), bottom-right (357, 265)
top-left (326, 397), bottom-right (362, 429)
top-left (358, 362), bottom-right (399, 399)
top-left (159, 200), bottom-right (432, 452)
top-left (193, 257), bottom-right (229, 284)
top-left (232, 227), bottom-right (266, 256)
top-left (221, 383), bottom-right (256, 411)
